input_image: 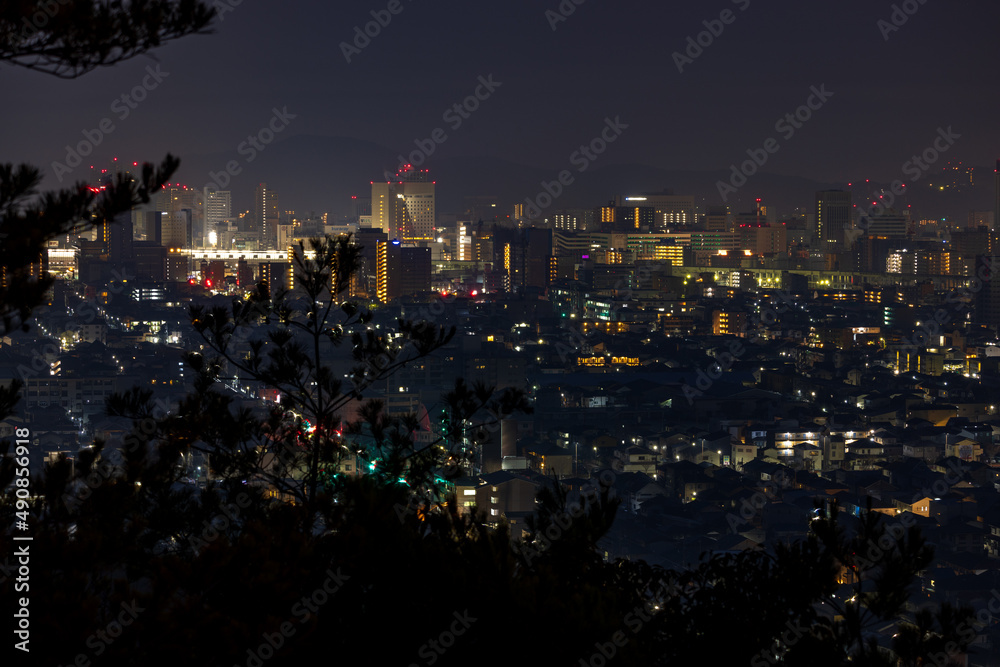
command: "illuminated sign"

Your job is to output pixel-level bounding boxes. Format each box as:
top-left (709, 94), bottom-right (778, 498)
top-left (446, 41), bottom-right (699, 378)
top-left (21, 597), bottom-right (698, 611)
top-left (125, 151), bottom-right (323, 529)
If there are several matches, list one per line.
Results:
top-left (577, 357), bottom-right (640, 367)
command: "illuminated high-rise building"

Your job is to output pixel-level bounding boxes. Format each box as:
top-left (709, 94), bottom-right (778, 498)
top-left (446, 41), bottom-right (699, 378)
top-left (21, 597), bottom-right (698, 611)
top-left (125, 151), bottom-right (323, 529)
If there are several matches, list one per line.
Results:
top-left (254, 183), bottom-right (279, 249)
top-left (260, 261), bottom-right (291, 296)
top-left (615, 206), bottom-right (656, 231)
top-left (236, 258), bottom-right (254, 288)
top-left (976, 254), bottom-right (1000, 327)
top-left (0, 250), bottom-right (47, 290)
top-left (376, 239), bottom-right (431, 302)
top-left (886, 249), bottom-right (949, 275)
top-left (614, 193), bottom-right (696, 230)
top-left (595, 205), bottom-right (615, 231)
top-left (862, 207), bottom-right (908, 238)
top-left (525, 228), bottom-right (553, 288)
top-left (371, 166), bottom-right (435, 242)
top-left (204, 188), bottom-right (231, 246)
top-left (816, 190), bottom-right (852, 249)
top-left (164, 250), bottom-right (189, 282)
top-left (703, 206), bottom-right (729, 232)
top-left (994, 159), bottom-right (1000, 231)
top-left (457, 223), bottom-right (472, 261)
top-left (552, 209), bottom-right (594, 231)
top-left (356, 228), bottom-right (388, 298)
top-left (153, 183), bottom-right (202, 246)
top-left (160, 211), bottom-right (189, 248)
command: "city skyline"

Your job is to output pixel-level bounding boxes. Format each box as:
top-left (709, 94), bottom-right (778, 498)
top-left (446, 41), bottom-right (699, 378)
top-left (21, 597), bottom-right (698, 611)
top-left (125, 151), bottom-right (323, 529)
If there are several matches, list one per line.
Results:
top-left (7, 2), bottom-right (1000, 665)
top-left (3, 0), bottom-right (1000, 217)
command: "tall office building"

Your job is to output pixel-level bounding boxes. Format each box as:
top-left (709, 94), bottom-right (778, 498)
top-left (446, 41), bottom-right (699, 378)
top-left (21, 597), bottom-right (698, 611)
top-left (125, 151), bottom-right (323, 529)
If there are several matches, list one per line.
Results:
top-left (133, 242), bottom-right (167, 281)
top-left (376, 239), bottom-right (431, 302)
top-left (994, 160), bottom-right (1000, 231)
top-left (862, 207), bottom-right (909, 238)
top-left (703, 206), bottom-right (729, 232)
top-left (371, 166), bottom-right (435, 242)
top-left (165, 252), bottom-right (189, 282)
top-left (886, 249), bottom-right (949, 275)
top-left (816, 190), bottom-right (852, 250)
top-left (160, 211), bottom-right (189, 248)
top-left (204, 188), bottom-right (232, 246)
top-left (355, 228), bottom-right (388, 298)
top-left (260, 261), bottom-right (291, 296)
top-left (739, 224), bottom-right (786, 256)
top-left (254, 183), bottom-right (280, 249)
top-left (236, 258), bottom-right (254, 288)
top-left (551, 209), bottom-right (594, 231)
top-left (614, 192), bottom-right (696, 231)
top-left (153, 184), bottom-right (203, 247)
top-left (144, 211), bottom-right (164, 245)
top-left (615, 206), bottom-right (657, 232)
top-left (952, 229), bottom-right (995, 257)
top-left (525, 228), bottom-right (553, 289)
top-left (92, 208), bottom-right (134, 266)
top-left (975, 255), bottom-right (1000, 327)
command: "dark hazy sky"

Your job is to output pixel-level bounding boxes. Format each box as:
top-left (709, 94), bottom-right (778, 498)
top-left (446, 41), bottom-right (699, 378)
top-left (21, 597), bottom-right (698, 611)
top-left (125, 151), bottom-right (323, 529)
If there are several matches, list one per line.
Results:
top-left (5, 0), bottom-right (1000, 193)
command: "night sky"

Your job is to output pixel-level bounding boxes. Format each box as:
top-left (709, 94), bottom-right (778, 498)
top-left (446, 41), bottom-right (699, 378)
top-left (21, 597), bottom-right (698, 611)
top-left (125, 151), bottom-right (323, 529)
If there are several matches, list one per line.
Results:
top-left (4, 0), bottom-right (1000, 213)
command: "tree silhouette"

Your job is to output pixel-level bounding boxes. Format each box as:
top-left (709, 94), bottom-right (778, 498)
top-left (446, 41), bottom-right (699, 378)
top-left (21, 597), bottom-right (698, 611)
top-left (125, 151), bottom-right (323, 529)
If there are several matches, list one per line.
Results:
top-left (0, 0), bottom-right (217, 423)
top-left (0, 0), bottom-right (215, 78)
top-left (0, 4), bottom-right (983, 665)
